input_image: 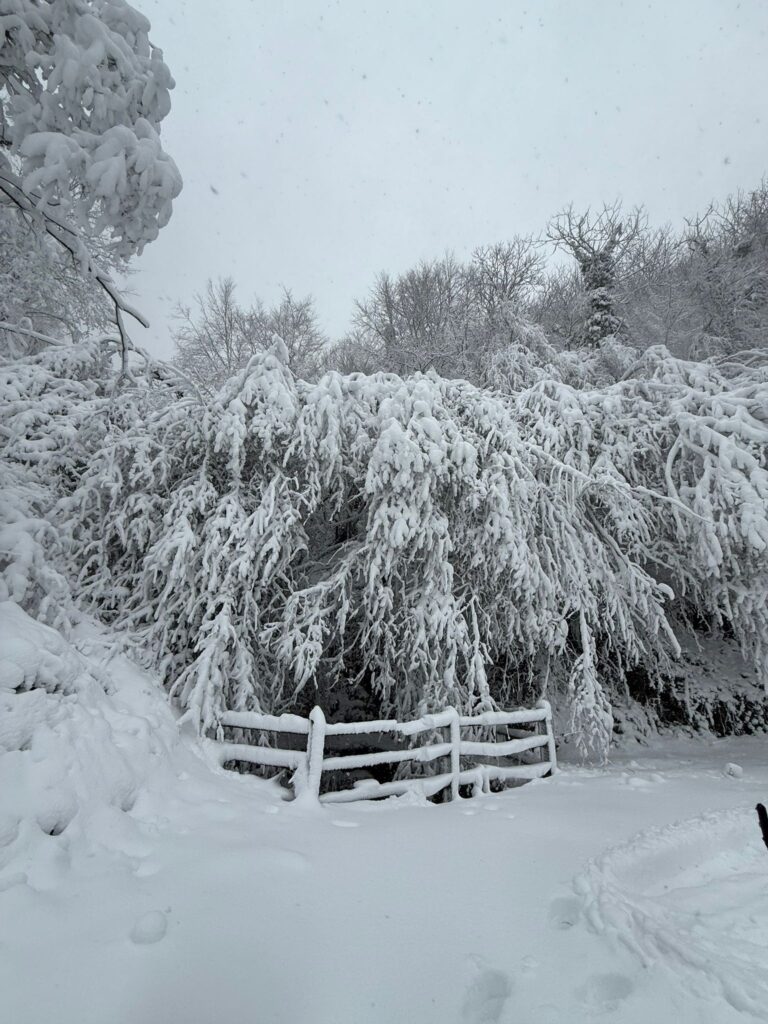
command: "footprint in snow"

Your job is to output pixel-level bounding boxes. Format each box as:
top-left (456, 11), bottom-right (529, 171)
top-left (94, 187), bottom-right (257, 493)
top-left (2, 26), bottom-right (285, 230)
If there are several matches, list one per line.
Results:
top-left (576, 972), bottom-right (633, 1012)
top-left (331, 819), bottom-right (360, 828)
top-left (461, 958), bottom-right (512, 1023)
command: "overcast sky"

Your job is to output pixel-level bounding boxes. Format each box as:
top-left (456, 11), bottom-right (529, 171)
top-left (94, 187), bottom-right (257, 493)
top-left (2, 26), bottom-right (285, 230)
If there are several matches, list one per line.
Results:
top-left (130, 0), bottom-right (768, 359)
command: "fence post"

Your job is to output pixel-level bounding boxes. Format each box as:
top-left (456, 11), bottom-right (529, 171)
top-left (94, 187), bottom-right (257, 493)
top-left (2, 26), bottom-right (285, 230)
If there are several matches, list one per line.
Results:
top-left (304, 705), bottom-right (327, 802)
top-left (537, 699), bottom-right (557, 775)
top-left (448, 707), bottom-right (461, 800)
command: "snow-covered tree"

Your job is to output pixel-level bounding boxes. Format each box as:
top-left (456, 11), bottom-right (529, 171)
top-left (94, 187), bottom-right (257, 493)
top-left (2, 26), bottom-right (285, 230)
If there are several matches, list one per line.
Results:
top-left (0, 0), bottom-right (181, 256)
top-left (547, 203), bottom-right (645, 347)
top-left (1, 0), bottom-right (181, 368)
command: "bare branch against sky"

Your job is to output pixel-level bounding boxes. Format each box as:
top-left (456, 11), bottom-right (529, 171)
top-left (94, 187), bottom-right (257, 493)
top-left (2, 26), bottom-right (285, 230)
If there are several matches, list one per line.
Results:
top-left (130, 0), bottom-right (768, 357)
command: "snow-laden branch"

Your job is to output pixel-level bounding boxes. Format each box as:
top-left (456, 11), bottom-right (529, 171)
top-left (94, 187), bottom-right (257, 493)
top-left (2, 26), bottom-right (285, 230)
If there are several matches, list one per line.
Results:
top-left (0, 167), bottom-right (147, 378)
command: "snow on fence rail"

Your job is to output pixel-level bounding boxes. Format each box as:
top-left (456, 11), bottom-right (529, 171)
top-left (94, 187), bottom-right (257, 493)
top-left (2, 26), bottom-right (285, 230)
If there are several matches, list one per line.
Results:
top-left (210, 701), bottom-right (557, 803)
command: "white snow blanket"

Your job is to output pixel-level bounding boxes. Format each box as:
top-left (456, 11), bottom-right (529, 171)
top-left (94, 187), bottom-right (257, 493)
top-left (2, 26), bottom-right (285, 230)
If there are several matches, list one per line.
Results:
top-left (1, 607), bottom-right (766, 1024)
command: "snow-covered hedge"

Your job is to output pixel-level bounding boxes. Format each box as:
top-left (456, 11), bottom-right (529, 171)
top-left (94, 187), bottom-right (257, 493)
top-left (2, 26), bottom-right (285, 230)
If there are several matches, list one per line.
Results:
top-left (0, 342), bottom-right (185, 871)
top-left (0, 338), bottom-right (165, 629)
top-left (513, 346), bottom-right (768, 669)
top-left (61, 341), bottom-right (767, 756)
top-left (0, 340), bottom-right (107, 630)
top-left (2, 334), bottom-right (764, 758)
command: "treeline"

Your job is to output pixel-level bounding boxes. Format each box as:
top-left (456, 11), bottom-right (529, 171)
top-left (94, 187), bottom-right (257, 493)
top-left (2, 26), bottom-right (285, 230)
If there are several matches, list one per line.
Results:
top-left (168, 184), bottom-right (768, 391)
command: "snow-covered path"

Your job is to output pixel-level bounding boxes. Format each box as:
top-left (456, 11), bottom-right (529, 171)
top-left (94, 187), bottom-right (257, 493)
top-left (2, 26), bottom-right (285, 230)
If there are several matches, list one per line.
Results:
top-left (1, 657), bottom-right (766, 1024)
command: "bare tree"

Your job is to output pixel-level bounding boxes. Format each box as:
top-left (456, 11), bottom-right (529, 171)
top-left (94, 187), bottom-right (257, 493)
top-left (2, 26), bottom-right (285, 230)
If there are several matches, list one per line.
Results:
top-left (353, 256), bottom-right (469, 374)
top-left (248, 288), bottom-right (327, 379)
top-left (525, 264), bottom-right (586, 350)
top-left (173, 278), bottom-right (327, 392)
top-left (679, 185), bottom-right (768, 353)
top-left (469, 238), bottom-right (544, 318)
top-left (173, 278), bottom-right (252, 391)
top-left (348, 243), bottom-right (542, 379)
top-left (319, 329), bottom-right (381, 375)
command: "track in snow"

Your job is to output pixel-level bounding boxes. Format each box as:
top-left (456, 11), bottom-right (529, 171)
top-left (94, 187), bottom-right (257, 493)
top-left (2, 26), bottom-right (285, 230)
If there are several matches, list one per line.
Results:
top-left (577, 806), bottom-right (768, 1019)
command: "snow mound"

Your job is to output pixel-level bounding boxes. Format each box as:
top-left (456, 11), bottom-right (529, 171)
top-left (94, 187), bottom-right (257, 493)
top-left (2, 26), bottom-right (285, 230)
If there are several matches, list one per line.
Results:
top-left (577, 807), bottom-right (768, 1018)
top-left (0, 606), bottom-right (181, 886)
top-left (0, 600), bottom-right (87, 696)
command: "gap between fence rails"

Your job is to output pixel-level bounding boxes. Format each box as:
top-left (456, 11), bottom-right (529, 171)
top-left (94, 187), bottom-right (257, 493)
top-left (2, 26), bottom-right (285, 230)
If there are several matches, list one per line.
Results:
top-left (211, 700), bottom-right (557, 804)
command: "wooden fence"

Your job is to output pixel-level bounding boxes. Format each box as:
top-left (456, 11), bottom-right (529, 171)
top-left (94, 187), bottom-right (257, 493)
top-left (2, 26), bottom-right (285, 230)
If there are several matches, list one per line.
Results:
top-left (210, 700), bottom-right (557, 804)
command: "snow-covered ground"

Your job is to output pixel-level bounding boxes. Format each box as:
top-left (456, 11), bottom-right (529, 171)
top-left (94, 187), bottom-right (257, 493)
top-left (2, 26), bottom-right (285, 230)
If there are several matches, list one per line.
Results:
top-left (1, 613), bottom-right (766, 1024)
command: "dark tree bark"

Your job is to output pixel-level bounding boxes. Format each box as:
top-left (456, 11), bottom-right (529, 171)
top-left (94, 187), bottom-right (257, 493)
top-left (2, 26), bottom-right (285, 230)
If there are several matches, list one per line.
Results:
top-left (757, 803), bottom-right (768, 851)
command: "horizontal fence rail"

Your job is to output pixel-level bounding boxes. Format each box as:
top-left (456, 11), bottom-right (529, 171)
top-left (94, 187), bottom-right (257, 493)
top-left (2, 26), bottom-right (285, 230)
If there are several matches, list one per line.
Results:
top-left (210, 700), bottom-right (557, 804)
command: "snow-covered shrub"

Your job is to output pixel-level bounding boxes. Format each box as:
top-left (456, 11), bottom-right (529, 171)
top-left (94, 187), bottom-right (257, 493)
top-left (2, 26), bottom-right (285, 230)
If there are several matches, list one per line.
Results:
top-left (613, 634), bottom-right (768, 743)
top-left (5, 327), bottom-right (764, 760)
top-left (483, 319), bottom-right (641, 392)
top-left (0, 337), bottom-right (176, 630)
top-left (0, 337), bottom-right (188, 871)
top-left (0, 462), bottom-right (72, 629)
top-left (0, 602), bottom-right (182, 876)
top-left (516, 346), bottom-right (768, 672)
top-left (74, 341), bottom-right (747, 758)
top-left (0, 600), bottom-right (89, 696)
top-left (0, 340), bottom-right (106, 628)
top-left (1, 339), bottom-right (106, 465)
